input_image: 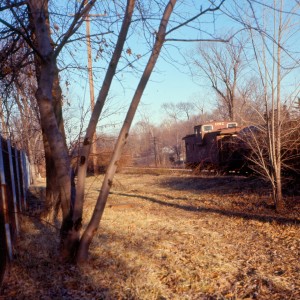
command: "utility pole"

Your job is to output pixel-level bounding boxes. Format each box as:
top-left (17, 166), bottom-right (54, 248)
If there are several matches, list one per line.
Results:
top-left (84, 5), bottom-right (106, 174)
top-left (153, 137), bottom-right (157, 167)
top-left (85, 14), bottom-right (98, 174)
top-left (86, 15), bottom-right (95, 110)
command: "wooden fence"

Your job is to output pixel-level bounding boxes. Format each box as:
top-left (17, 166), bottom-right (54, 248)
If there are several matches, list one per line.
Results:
top-left (0, 137), bottom-right (30, 286)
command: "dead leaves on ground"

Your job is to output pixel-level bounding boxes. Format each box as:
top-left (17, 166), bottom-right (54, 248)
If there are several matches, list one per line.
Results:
top-left (1, 173), bottom-right (299, 299)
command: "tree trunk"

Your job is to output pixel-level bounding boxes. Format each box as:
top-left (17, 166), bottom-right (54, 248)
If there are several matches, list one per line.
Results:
top-left (73, 0), bottom-right (136, 233)
top-left (273, 0), bottom-right (284, 212)
top-left (28, 0), bottom-right (74, 260)
top-left (43, 134), bottom-right (59, 211)
top-left (35, 62), bottom-right (71, 214)
top-left (76, 0), bottom-right (177, 263)
top-left (43, 63), bottom-right (68, 219)
top-left (36, 59), bottom-right (75, 260)
top-left (28, 0), bottom-right (98, 262)
top-left (274, 173), bottom-right (284, 212)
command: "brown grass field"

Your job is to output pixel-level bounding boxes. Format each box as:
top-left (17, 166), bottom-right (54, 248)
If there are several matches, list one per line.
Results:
top-left (1, 170), bottom-right (300, 299)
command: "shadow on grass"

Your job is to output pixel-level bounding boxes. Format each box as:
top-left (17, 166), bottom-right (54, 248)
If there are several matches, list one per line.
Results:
top-left (1, 188), bottom-right (134, 300)
top-left (159, 175), bottom-right (271, 195)
top-left (110, 191), bottom-right (300, 226)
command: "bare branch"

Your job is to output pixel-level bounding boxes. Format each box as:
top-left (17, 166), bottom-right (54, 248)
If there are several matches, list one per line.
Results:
top-left (166, 0), bottom-right (225, 36)
top-left (250, 0), bottom-right (300, 17)
top-left (54, 0), bottom-right (96, 57)
top-left (0, 1), bottom-right (26, 11)
top-left (165, 38), bottom-right (229, 43)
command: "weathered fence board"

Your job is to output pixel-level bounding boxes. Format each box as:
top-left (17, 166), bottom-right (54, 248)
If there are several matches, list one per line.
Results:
top-left (0, 137), bottom-right (30, 286)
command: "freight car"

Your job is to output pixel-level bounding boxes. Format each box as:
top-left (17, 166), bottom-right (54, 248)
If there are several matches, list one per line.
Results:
top-left (183, 121), bottom-right (247, 172)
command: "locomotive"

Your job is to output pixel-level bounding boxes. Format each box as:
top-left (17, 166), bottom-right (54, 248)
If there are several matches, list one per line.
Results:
top-left (183, 121), bottom-right (249, 173)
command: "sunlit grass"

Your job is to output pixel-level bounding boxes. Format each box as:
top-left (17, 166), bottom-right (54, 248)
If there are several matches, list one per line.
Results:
top-left (1, 172), bottom-right (299, 299)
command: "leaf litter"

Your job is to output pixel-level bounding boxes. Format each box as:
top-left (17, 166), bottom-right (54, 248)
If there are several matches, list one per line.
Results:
top-left (1, 172), bottom-right (299, 299)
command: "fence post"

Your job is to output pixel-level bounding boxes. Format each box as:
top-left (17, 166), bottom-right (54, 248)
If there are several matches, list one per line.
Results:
top-left (20, 151), bottom-right (29, 209)
top-left (0, 137), bottom-right (13, 260)
top-left (14, 148), bottom-right (22, 212)
top-left (7, 140), bottom-right (19, 236)
top-left (25, 154), bottom-right (31, 188)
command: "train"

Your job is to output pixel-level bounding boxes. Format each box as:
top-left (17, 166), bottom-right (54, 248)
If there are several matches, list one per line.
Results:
top-left (183, 121), bottom-right (250, 173)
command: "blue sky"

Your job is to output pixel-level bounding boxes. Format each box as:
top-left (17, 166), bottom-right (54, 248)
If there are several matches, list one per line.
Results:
top-left (132, 49), bottom-right (214, 123)
top-left (64, 38), bottom-right (214, 131)
top-left (66, 2), bottom-right (229, 129)
top-left (60, 1), bottom-right (232, 124)
top-left (61, 0), bottom-right (300, 134)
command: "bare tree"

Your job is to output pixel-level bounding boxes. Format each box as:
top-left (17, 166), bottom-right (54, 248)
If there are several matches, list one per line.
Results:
top-left (131, 117), bottom-right (158, 166)
top-left (191, 38), bottom-right (247, 121)
top-left (76, 0), bottom-right (179, 261)
top-left (161, 101), bottom-right (197, 162)
top-left (238, 0), bottom-right (300, 211)
top-left (0, 0), bottom-right (230, 262)
top-left (0, 0), bottom-right (97, 259)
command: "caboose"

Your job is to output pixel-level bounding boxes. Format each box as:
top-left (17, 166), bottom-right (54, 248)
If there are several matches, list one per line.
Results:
top-left (183, 121), bottom-right (243, 171)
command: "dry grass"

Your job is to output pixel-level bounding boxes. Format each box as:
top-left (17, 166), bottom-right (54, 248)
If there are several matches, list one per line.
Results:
top-left (1, 172), bottom-right (300, 299)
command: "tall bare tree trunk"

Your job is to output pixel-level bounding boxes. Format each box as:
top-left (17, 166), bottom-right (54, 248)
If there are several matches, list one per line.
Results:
top-left (35, 62), bottom-right (71, 216)
top-left (36, 59), bottom-right (74, 259)
top-left (43, 64), bottom-right (68, 218)
top-left (73, 0), bottom-right (136, 233)
top-left (27, 0), bottom-right (97, 261)
top-left (28, 0), bottom-right (73, 259)
top-left (274, 0), bottom-right (284, 211)
top-left (76, 0), bottom-right (177, 263)
top-left (43, 135), bottom-right (58, 209)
